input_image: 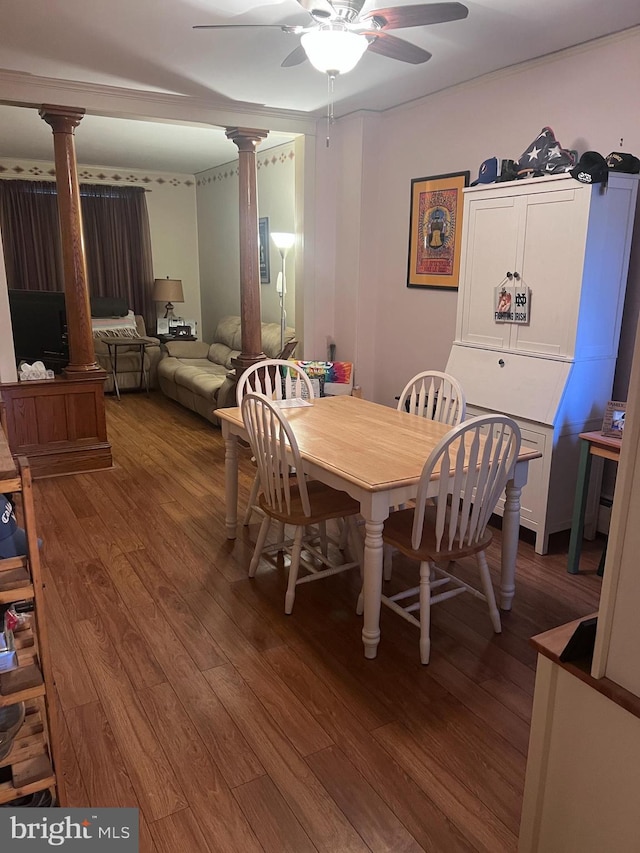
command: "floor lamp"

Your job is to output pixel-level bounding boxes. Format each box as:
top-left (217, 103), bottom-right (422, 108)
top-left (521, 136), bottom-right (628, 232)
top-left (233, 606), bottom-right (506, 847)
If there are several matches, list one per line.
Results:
top-left (271, 232), bottom-right (295, 353)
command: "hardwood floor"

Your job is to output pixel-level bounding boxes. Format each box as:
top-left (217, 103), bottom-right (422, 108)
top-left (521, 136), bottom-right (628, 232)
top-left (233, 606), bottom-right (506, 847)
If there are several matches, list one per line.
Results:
top-left (35, 391), bottom-right (603, 852)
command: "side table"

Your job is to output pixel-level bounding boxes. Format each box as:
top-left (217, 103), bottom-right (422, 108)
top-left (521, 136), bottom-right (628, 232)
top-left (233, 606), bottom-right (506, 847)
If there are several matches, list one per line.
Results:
top-left (567, 431), bottom-right (621, 574)
top-left (104, 336), bottom-right (155, 400)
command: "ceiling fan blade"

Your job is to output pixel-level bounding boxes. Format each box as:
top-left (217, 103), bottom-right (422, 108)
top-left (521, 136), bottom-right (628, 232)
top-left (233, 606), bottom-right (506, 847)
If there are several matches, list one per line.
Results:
top-left (366, 31), bottom-right (432, 64)
top-left (295, 0), bottom-right (335, 19)
top-left (362, 3), bottom-right (468, 30)
top-left (193, 24), bottom-right (291, 29)
top-left (281, 45), bottom-right (309, 67)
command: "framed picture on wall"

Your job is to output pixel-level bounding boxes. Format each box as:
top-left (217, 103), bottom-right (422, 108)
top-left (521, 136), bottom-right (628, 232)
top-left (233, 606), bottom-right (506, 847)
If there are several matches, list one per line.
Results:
top-left (407, 171), bottom-right (469, 289)
top-left (259, 217), bottom-right (270, 283)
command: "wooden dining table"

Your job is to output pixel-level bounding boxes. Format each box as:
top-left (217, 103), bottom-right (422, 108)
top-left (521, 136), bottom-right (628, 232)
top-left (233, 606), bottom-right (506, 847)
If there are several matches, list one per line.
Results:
top-left (217, 395), bottom-right (540, 659)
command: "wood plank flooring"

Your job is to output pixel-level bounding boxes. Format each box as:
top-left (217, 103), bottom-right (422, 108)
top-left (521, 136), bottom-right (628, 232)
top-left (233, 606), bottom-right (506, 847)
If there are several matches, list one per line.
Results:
top-left (34, 391), bottom-right (603, 852)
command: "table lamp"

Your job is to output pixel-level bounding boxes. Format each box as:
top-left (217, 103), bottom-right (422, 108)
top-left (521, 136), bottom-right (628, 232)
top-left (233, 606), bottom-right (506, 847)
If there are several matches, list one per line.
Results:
top-left (153, 277), bottom-right (184, 320)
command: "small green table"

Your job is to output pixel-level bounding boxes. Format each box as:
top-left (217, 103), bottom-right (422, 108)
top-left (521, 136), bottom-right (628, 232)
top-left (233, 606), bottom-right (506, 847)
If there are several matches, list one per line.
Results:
top-left (567, 431), bottom-right (621, 574)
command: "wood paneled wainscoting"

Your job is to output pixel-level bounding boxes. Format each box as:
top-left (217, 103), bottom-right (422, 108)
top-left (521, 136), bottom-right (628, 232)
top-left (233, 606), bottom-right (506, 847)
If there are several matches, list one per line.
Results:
top-left (32, 391), bottom-right (604, 852)
top-left (0, 375), bottom-right (112, 478)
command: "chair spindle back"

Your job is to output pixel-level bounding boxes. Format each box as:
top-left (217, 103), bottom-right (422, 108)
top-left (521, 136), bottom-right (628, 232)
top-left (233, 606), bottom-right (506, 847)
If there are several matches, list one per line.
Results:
top-left (398, 370), bottom-right (466, 426)
top-left (237, 359), bottom-right (315, 407)
top-left (413, 414), bottom-right (521, 553)
top-left (241, 392), bottom-right (311, 518)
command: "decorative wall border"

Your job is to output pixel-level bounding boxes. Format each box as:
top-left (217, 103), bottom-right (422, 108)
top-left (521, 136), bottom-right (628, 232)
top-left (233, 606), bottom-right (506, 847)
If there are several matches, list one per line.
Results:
top-left (0, 143), bottom-right (295, 189)
top-left (0, 159), bottom-right (195, 188)
top-left (196, 143), bottom-right (295, 186)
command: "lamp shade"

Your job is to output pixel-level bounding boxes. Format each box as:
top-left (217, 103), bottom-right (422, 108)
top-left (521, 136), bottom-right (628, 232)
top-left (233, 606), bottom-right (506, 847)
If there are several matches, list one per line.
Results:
top-left (271, 232), bottom-right (296, 253)
top-left (301, 28), bottom-right (368, 75)
top-left (152, 278), bottom-right (184, 304)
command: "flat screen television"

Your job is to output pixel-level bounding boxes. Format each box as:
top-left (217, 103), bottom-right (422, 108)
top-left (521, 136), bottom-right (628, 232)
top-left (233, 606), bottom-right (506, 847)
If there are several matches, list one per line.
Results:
top-left (8, 289), bottom-right (69, 373)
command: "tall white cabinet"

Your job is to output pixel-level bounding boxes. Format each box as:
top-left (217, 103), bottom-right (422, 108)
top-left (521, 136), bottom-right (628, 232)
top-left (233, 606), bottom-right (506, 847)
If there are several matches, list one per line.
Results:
top-left (446, 172), bottom-right (638, 554)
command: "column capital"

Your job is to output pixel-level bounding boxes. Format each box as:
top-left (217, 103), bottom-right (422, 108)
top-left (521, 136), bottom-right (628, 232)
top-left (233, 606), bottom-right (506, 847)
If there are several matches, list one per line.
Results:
top-left (39, 105), bottom-right (86, 134)
top-left (225, 127), bottom-right (268, 152)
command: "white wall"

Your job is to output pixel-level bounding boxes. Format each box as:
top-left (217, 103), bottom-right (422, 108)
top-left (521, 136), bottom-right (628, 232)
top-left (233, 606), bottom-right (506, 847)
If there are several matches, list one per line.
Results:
top-left (196, 141), bottom-right (296, 344)
top-left (0, 158), bottom-right (200, 343)
top-left (0, 229), bottom-right (16, 382)
top-left (308, 27), bottom-right (640, 407)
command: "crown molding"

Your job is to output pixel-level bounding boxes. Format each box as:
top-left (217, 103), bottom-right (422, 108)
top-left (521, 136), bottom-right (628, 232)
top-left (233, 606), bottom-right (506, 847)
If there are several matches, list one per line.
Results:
top-left (0, 69), bottom-right (318, 136)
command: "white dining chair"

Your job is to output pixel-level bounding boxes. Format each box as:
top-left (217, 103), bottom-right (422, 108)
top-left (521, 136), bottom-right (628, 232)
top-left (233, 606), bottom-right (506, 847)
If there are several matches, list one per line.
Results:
top-left (237, 359), bottom-right (315, 526)
top-left (397, 369), bottom-right (466, 425)
top-left (376, 414), bottom-right (521, 664)
top-left (241, 391), bottom-right (363, 614)
top-left (379, 369), bottom-right (468, 578)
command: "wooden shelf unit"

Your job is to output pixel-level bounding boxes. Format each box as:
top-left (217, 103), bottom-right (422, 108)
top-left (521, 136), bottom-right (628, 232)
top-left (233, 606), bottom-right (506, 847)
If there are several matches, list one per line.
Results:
top-left (0, 426), bottom-right (64, 806)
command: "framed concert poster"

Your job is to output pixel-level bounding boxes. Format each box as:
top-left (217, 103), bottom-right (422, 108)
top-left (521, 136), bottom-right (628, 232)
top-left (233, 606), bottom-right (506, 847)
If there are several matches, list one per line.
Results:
top-left (407, 171), bottom-right (469, 289)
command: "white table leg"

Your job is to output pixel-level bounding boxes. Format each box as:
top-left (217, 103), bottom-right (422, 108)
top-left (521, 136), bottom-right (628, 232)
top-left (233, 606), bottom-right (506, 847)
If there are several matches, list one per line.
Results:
top-left (500, 460), bottom-right (529, 610)
top-left (223, 425), bottom-right (238, 539)
top-left (361, 493), bottom-right (391, 659)
top-left (362, 519), bottom-right (385, 658)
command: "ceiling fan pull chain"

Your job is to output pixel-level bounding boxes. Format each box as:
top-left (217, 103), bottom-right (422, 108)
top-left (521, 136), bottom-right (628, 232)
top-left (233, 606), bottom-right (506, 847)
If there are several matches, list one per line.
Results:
top-left (326, 72), bottom-right (336, 148)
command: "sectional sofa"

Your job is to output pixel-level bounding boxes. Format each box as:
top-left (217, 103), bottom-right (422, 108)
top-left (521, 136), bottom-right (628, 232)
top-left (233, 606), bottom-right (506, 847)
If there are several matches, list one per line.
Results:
top-left (157, 315), bottom-right (296, 424)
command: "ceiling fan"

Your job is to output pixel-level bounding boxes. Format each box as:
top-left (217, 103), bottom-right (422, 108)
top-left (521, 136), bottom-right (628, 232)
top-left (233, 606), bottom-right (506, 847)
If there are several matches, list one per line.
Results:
top-left (194, 1), bottom-right (469, 75)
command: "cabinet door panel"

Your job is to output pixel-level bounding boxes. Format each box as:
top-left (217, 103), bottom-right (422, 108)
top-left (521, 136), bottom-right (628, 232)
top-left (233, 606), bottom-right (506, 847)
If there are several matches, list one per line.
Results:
top-left (466, 405), bottom-right (547, 527)
top-left (512, 188), bottom-right (589, 357)
top-left (494, 425), bottom-right (547, 524)
top-left (459, 197), bottom-right (520, 349)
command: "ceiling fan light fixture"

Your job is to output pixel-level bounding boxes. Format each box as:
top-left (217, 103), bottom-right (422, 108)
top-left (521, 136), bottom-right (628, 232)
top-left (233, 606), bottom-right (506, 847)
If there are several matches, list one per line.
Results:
top-left (301, 27), bottom-right (368, 75)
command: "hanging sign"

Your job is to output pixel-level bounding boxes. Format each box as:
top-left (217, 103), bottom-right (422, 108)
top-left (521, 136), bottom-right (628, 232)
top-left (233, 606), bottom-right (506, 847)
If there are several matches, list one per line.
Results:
top-left (494, 285), bottom-right (530, 324)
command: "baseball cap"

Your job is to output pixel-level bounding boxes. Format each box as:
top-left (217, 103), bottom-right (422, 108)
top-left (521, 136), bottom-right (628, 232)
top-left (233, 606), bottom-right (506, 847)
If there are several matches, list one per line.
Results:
top-left (0, 497), bottom-right (27, 559)
top-left (470, 157), bottom-right (498, 186)
top-left (606, 152), bottom-right (640, 174)
top-left (570, 151), bottom-right (608, 185)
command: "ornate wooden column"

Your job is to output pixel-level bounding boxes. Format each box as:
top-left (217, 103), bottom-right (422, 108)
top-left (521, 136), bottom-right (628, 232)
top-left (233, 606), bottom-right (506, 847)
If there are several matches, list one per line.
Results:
top-left (39, 104), bottom-right (102, 377)
top-left (226, 127), bottom-right (268, 375)
top-left (0, 104), bottom-right (113, 477)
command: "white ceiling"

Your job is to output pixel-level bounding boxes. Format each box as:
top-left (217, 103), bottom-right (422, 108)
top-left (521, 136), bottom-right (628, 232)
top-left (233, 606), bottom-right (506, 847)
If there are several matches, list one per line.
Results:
top-left (0, 0), bottom-right (639, 173)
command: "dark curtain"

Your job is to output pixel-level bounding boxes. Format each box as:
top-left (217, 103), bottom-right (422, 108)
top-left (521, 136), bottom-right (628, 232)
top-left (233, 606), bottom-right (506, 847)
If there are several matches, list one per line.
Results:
top-left (80, 184), bottom-right (154, 331)
top-left (0, 181), bottom-right (63, 292)
top-left (0, 180), bottom-right (155, 331)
